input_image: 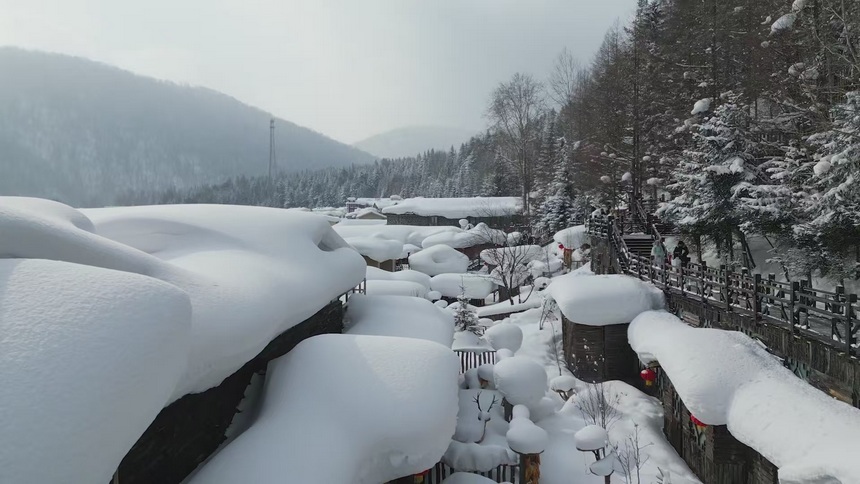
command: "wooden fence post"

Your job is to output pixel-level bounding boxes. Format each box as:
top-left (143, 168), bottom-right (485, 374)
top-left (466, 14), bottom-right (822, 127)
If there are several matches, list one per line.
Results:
top-left (753, 273), bottom-right (762, 322)
top-left (790, 282), bottom-right (800, 335)
top-left (700, 261), bottom-right (708, 300)
top-left (722, 265), bottom-right (731, 311)
top-left (846, 293), bottom-right (857, 356)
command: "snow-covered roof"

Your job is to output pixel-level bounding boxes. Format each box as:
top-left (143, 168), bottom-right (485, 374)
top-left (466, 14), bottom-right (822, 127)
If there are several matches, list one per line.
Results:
top-left (410, 245), bottom-right (470, 276)
top-left (431, 273), bottom-right (497, 299)
top-left (546, 274), bottom-right (664, 325)
top-left (366, 266), bottom-right (431, 289)
top-left (382, 197), bottom-right (523, 218)
top-left (0, 198), bottom-right (366, 402)
top-left (365, 279), bottom-right (429, 299)
top-left (629, 310), bottom-right (860, 484)
top-left (352, 197), bottom-right (400, 209)
top-left (334, 223), bottom-right (461, 247)
top-left (345, 235), bottom-right (404, 262)
top-left (0, 258), bottom-right (191, 484)
top-left (186, 334), bottom-right (459, 484)
top-left (422, 223), bottom-right (506, 249)
top-left (345, 294), bottom-right (455, 346)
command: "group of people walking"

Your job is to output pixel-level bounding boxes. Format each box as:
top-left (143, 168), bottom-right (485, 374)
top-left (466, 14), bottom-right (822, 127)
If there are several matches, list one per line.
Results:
top-left (651, 237), bottom-right (690, 268)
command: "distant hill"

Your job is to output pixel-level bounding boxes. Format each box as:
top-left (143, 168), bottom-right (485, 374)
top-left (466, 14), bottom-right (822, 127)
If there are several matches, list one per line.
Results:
top-left (354, 126), bottom-right (477, 159)
top-left (0, 48), bottom-right (376, 206)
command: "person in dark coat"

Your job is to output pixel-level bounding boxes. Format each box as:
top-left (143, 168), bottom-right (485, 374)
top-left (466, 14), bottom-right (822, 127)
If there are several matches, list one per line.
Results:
top-left (673, 240), bottom-right (691, 267)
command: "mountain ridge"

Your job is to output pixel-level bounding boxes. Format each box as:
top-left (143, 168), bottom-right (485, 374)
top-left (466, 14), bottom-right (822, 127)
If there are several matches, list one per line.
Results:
top-left (354, 125), bottom-right (477, 159)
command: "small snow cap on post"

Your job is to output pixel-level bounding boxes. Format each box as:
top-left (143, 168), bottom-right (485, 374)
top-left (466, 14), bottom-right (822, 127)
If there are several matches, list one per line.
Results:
top-left (589, 450), bottom-right (619, 477)
top-left (492, 356), bottom-right (548, 407)
top-left (574, 425), bottom-right (609, 452)
top-left (506, 420), bottom-right (548, 455)
top-left (484, 323), bottom-right (523, 353)
top-left (550, 375), bottom-right (577, 400)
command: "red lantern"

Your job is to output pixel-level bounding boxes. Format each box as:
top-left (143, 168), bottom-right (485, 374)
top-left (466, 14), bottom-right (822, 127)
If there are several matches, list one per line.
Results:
top-left (639, 368), bottom-right (657, 387)
top-left (414, 469), bottom-right (430, 483)
top-left (558, 243), bottom-right (565, 250)
top-left (690, 415), bottom-right (707, 430)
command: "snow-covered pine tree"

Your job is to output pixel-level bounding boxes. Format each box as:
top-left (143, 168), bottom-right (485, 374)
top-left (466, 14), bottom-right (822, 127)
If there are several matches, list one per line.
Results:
top-left (454, 291), bottom-right (482, 334)
top-left (536, 147), bottom-right (578, 238)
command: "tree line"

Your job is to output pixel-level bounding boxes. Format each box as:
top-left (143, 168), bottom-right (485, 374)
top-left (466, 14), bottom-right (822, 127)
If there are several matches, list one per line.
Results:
top-left (122, 0), bottom-right (860, 280)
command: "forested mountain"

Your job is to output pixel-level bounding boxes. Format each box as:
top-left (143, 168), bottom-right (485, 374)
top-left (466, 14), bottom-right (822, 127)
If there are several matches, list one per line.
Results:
top-left (0, 48), bottom-right (376, 206)
top-left (131, 0), bottom-right (860, 280)
top-left (354, 126), bottom-right (477, 159)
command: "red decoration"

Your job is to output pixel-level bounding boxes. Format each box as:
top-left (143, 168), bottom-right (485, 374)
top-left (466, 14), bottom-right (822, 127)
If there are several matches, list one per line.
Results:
top-left (558, 244), bottom-right (565, 250)
top-left (414, 469), bottom-right (430, 483)
top-left (639, 368), bottom-right (657, 387)
top-left (690, 415), bottom-right (707, 429)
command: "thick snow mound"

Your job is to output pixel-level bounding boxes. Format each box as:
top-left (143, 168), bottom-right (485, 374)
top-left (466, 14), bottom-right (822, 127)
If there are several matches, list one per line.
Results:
top-left (0, 259), bottom-right (191, 484)
top-left (367, 266), bottom-right (432, 289)
top-left (346, 294), bottom-right (455, 346)
top-left (346, 235), bottom-right (403, 262)
top-left (334, 223), bottom-right (460, 248)
top-left (691, 98), bottom-right (712, 115)
top-left (506, 420), bottom-right (549, 454)
top-left (629, 310), bottom-right (860, 483)
top-left (410, 245), bottom-right (470, 276)
top-left (432, 273), bottom-right (497, 299)
top-left (574, 425), bottom-right (609, 451)
top-left (484, 323), bottom-right (524, 353)
top-left (365, 279), bottom-right (430, 299)
top-left (382, 197), bottom-right (523, 218)
top-left (553, 225), bottom-right (587, 249)
top-left (82, 204), bottom-right (367, 399)
top-left (188, 334), bottom-right (459, 484)
top-left (422, 223), bottom-right (506, 249)
top-left (547, 274), bottom-right (664, 325)
top-left (492, 356), bottom-right (548, 406)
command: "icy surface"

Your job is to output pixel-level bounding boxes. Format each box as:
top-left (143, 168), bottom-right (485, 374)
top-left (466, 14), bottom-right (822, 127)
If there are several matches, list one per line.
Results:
top-left (382, 196), bottom-right (522, 218)
top-left (346, 294), bottom-right (455, 346)
top-left (546, 274), bottom-right (664, 325)
top-left (188, 334), bottom-right (459, 484)
top-left (410, 245), bottom-right (470, 276)
top-left (629, 310), bottom-right (860, 483)
top-left (553, 225), bottom-right (588, 249)
top-left (0, 259), bottom-right (191, 484)
top-left (431, 273), bottom-right (496, 299)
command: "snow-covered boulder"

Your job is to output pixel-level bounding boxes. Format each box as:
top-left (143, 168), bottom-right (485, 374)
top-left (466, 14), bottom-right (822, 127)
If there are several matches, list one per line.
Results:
top-left (431, 273), bottom-right (496, 299)
top-left (410, 245), bottom-right (470, 276)
top-left (629, 310), bottom-right (860, 484)
top-left (346, 294), bottom-right (455, 346)
top-left (483, 323), bottom-right (524, 353)
top-left (187, 334), bottom-right (459, 484)
top-left (0, 259), bottom-right (192, 484)
top-left (492, 356), bottom-right (548, 407)
top-left (546, 274), bottom-right (664, 325)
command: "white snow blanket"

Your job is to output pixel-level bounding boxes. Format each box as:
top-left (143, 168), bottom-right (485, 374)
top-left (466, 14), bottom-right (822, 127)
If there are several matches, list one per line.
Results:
top-left (431, 273), bottom-right (497, 299)
top-left (422, 223), bottom-right (506, 249)
top-left (334, 223), bottom-right (461, 248)
top-left (365, 279), bottom-right (429, 299)
top-left (0, 258), bottom-right (192, 484)
top-left (345, 235), bottom-right (403, 262)
top-left (0, 198), bottom-right (366, 401)
top-left (410, 245), bottom-right (470, 276)
top-left (629, 310), bottom-right (860, 484)
top-left (553, 225), bottom-right (587, 249)
top-left (546, 273), bottom-right (664, 325)
top-left (480, 245), bottom-right (546, 266)
top-left (346, 294), bottom-right (455, 346)
top-left (366, 266), bottom-right (432, 289)
top-left (442, 473), bottom-right (505, 484)
top-left (187, 334), bottom-right (459, 484)
top-left (382, 197), bottom-right (523, 218)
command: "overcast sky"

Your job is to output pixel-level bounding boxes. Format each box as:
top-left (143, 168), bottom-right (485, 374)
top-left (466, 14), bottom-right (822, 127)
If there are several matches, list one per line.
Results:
top-left (0, 0), bottom-right (633, 143)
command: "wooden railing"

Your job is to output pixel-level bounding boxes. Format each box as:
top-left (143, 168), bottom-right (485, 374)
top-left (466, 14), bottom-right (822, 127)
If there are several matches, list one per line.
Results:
top-left (587, 219), bottom-right (859, 357)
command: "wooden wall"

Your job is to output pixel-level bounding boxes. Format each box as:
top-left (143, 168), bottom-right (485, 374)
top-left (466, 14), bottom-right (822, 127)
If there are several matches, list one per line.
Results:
top-left (113, 301), bottom-right (344, 484)
top-left (562, 318), bottom-right (639, 384)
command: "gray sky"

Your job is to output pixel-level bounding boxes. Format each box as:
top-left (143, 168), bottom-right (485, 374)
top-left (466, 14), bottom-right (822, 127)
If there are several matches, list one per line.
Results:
top-left (0, 0), bottom-right (633, 143)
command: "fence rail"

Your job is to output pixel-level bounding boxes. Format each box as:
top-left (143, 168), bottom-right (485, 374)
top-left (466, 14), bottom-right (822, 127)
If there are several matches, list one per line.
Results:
top-left (588, 218), bottom-right (859, 357)
top-left (455, 350), bottom-right (497, 374)
top-left (427, 461), bottom-right (519, 484)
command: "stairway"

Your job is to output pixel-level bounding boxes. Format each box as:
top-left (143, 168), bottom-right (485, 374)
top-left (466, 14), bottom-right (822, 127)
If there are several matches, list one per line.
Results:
top-left (623, 234), bottom-right (653, 260)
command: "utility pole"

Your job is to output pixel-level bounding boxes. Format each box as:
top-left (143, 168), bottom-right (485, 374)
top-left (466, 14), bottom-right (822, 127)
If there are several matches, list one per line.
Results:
top-left (268, 117), bottom-right (276, 180)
